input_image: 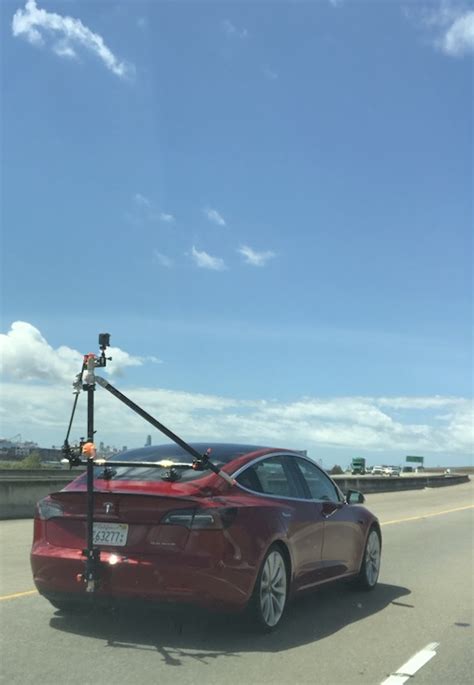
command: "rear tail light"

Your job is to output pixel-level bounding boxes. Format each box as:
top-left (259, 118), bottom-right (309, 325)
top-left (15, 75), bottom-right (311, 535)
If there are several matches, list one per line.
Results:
top-left (36, 498), bottom-right (64, 520)
top-left (161, 507), bottom-right (237, 530)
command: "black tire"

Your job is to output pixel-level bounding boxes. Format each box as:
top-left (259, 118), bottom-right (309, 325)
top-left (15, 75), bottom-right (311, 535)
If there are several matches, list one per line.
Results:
top-left (353, 527), bottom-right (381, 591)
top-left (248, 545), bottom-right (289, 632)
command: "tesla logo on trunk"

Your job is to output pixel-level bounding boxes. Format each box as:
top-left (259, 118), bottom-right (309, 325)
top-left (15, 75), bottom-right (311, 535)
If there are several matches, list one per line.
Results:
top-left (104, 502), bottom-right (114, 514)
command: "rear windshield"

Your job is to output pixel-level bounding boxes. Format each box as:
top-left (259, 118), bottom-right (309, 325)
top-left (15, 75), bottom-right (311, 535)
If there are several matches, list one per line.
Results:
top-left (94, 443), bottom-right (262, 482)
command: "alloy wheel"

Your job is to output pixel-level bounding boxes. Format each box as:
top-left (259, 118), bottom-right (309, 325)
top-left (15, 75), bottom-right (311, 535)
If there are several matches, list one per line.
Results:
top-left (365, 530), bottom-right (381, 586)
top-left (259, 550), bottom-right (287, 628)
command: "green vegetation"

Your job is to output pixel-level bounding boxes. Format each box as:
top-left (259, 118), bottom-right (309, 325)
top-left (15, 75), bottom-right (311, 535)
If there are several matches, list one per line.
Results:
top-left (0, 452), bottom-right (42, 469)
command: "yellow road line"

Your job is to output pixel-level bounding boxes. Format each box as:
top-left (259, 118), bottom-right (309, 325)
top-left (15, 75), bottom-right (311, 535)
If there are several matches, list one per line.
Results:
top-left (0, 589), bottom-right (37, 602)
top-left (381, 504), bottom-right (474, 526)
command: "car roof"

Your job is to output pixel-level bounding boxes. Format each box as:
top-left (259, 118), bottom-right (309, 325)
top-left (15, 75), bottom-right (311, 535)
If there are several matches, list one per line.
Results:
top-left (116, 442), bottom-right (282, 463)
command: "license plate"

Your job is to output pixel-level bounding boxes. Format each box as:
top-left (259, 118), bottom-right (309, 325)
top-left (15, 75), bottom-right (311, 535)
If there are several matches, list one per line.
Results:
top-left (92, 522), bottom-right (128, 546)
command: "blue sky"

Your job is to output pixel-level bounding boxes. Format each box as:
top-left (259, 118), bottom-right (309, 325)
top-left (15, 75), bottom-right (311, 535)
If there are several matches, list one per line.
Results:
top-left (1, 1), bottom-right (472, 465)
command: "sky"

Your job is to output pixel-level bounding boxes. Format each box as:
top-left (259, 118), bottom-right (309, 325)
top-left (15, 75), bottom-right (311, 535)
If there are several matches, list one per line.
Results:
top-left (0, 0), bottom-right (472, 467)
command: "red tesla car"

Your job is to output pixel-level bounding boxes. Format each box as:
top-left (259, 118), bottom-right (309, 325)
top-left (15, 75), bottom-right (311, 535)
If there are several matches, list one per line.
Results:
top-left (31, 443), bottom-right (382, 630)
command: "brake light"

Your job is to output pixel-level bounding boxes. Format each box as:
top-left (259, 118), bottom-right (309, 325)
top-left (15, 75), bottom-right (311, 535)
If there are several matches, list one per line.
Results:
top-left (36, 498), bottom-right (64, 520)
top-left (161, 507), bottom-right (237, 530)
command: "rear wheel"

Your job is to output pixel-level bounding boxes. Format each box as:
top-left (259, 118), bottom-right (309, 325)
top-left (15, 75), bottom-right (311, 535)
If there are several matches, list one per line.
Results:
top-left (353, 528), bottom-right (381, 590)
top-left (249, 545), bottom-right (288, 631)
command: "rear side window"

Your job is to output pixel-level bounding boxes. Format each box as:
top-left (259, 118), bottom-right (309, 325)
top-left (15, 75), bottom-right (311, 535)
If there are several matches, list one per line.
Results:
top-left (236, 466), bottom-right (263, 492)
top-left (236, 456), bottom-right (302, 498)
top-left (295, 458), bottom-right (341, 502)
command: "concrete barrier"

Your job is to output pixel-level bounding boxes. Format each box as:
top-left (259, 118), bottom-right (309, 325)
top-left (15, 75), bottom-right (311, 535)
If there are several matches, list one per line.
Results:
top-left (424, 474), bottom-right (471, 488)
top-left (0, 469), bottom-right (470, 519)
top-left (333, 473), bottom-right (470, 494)
top-left (0, 469), bottom-right (84, 519)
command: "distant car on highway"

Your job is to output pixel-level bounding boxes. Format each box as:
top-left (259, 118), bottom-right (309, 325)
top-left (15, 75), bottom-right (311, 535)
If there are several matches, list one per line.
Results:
top-left (372, 465), bottom-right (385, 475)
top-left (383, 466), bottom-right (401, 477)
top-left (31, 443), bottom-right (382, 631)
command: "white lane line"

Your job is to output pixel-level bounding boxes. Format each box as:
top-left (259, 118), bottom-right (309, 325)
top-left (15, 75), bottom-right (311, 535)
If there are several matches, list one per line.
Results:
top-left (381, 642), bottom-right (439, 684)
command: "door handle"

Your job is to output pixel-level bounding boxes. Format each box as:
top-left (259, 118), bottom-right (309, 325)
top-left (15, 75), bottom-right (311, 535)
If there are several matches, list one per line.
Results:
top-left (322, 505), bottom-right (342, 519)
top-left (322, 509), bottom-right (337, 519)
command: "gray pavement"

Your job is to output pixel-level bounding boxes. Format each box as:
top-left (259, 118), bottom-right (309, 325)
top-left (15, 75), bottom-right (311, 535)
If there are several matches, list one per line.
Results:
top-left (0, 482), bottom-right (472, 685)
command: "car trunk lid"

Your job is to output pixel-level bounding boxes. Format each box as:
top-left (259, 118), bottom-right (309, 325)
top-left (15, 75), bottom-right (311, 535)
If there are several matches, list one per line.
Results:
top-left (44, 490), bottom-right (201, 553)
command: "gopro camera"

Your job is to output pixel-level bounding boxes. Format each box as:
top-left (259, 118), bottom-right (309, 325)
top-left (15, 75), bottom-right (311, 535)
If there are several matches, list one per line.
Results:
top-left (98, 333), bottom-right (110, 350)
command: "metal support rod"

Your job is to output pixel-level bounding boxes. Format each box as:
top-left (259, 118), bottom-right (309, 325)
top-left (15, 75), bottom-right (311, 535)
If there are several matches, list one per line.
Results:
top-left (65, 391), bottom-right (80, 445)
top-left (95, 376), bottom-right (235, 485)
top-left (80, 459), bottom-right (195, 468)
top-left (86, 385), bottom-right (95, 554)
top-left (63, 362), bottom-right (86, 456)
top-left (84, 384), bottom-right (99, 591)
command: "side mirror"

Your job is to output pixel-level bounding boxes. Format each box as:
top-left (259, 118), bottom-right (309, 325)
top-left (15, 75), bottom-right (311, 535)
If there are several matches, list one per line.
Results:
top-left (346, 489), bottom-right (365, 504)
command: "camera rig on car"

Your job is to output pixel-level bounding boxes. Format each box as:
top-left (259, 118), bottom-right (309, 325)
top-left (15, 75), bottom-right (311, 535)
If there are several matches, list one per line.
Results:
top-left (61, 333), bottom-right (235, 593)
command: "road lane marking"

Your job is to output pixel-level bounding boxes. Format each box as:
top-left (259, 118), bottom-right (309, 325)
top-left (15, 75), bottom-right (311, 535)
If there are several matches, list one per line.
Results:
top-left (381, 504), bottom-right (474, 526)
top-left (381, 642), bottom-right (439, 684)
top-left (0, 590), bottom-right (37, 602)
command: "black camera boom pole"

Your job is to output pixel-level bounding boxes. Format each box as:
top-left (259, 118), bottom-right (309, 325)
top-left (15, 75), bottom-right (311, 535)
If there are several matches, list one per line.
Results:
top-left (95, 376), bottom-right (234, 484)
top-left (84, 355), bottom-right (100, 592)
top-left (96, 377), bottom-right (202, 461)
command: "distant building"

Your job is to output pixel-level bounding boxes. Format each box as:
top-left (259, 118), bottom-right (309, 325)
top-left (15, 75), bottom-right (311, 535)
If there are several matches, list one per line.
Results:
top-left (0, 438), bottom-right (39, 460)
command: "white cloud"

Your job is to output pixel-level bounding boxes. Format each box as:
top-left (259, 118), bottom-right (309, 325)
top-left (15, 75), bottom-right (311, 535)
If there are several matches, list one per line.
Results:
top-left (204, 208), bottom-right (226, 227)
top-left (159, 212), bottom-right (175, 223)
top-left (105, 347), bottom-right (145, 377)
top-left (443, 403), bottom-right (474, 453)
top-left (222, 19), bottom-right (248, 39)
top-left (376, 396), bottom-right (465, 410)
top-left (262, 398), bottom-right (395, 428)
top-left (134, 193), bottom-right (151, 209)
top-left (11, 0), bottom-right (134, 78)
top-left (1, 323), bottom-right (471, 461)
top-left (414, 3), bottom-right (474, 57)
top-left (191, 246), bottom-right (227, 271)
top-left (0, 321), bottom-right (158, 383)
top-left (1, 372), bottom-right (472, 459)
top-left (441, 10), bottom-right (474, 56)
top-left (153, 250), bottom-right (173, 268)
top-left (238, 244), bottom-right (276, 267)
top-left (131, 195), bottom-right (174, 225)
top-left (53, 41), bottom-right (75, 59)
top-left (262, 66), bottom-right (278, 81)
top-left (0, 321), bottom-right (82, 383)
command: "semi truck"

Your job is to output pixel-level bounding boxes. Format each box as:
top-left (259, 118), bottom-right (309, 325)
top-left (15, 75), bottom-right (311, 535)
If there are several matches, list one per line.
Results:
top-left (351, 457), bottom-right (366, 475)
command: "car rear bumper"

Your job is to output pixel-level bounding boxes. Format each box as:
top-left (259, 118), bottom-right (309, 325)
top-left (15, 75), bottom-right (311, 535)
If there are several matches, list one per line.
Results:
top-left (31, 543), bottom-right (254, 611)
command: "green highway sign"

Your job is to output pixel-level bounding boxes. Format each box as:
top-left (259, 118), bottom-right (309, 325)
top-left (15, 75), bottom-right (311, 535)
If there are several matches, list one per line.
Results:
top-left (406, 456), bottom-right (424, 463)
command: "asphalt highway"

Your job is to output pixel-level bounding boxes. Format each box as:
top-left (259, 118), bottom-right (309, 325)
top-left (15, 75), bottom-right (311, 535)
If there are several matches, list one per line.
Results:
top-left (0, 482), bottom-right (472, 685)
